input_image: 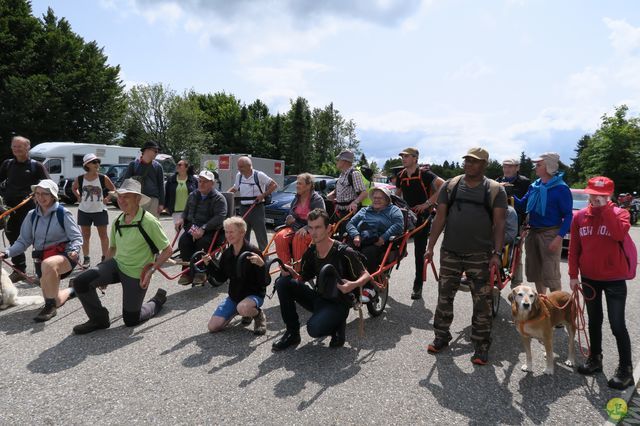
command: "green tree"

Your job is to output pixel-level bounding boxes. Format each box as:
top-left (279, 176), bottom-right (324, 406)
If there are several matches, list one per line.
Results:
top-left (578, 105), bottom-right (640, 193)
top-left (0, 1), bottom-right (125, 158)
top-left (243, 99), bottom-right (274, 158)
top-left (125, 83), bottom-right (174, 151)
top-left (571, 135), bottom-right (591, 182)
top-left (382, 158), bottom-right (402, 175)
top-left (165, 92), bottom-right (207, 167)
top-left (283, 97), bottom-right (312, 174)
top-left (195, 92), bottom-right (243, 154)
top-left (519, 151), bottom-right (534, 180)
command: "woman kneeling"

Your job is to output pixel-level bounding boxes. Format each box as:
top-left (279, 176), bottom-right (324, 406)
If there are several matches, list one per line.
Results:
top-left (207, 217), bottom-right (268, 335)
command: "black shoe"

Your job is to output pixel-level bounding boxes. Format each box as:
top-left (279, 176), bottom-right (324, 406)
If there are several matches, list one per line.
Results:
top-left (241, 316), bottom-right (253, 325)
top-left (577, 354), bottom-right (603, 375)
top-left (471, 349), bottom-right (489, 365)
top-left (411, 289), bottom-right (422, 300)
top-left (272, 330), bottom-right (301, 351)
top-left (150, 288), bottom-right (167, 307)
top-left (427, 337), bottom-right (449, 354)
top-left (329, 322), bottom-right (346, 348)
top-left (8, 270), bottom-right (23, 283)
top-left (73, 318), bottom-right (111, 335)
top-left (608, 365), bottom-right (634, 390)
top-left (34, 304), bottom-right (57, 322)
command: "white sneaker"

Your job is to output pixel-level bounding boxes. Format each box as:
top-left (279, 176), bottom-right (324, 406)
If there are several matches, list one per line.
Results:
top-left (360, 288), bottom-right (376, 303)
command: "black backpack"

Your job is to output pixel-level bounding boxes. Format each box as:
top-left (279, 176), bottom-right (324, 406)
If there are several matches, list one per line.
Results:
top-left (114, 210), bottom-right (159, 255)
top-left (389, 193), bottom-right (417, 231)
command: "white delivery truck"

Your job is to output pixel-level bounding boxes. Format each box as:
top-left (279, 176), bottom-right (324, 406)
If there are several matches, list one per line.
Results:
top-left (201, 153), bottom-right (285, 198)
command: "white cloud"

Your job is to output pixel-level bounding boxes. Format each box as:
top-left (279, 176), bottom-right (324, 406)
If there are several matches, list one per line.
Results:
top-left (604, 17), bottom-right (640, 55)
top-left (449, 59), bottom-right (494, 81)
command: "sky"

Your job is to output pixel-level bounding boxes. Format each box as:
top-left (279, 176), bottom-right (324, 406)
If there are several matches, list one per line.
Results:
top-left (30, 0), bottom-right (640, 167)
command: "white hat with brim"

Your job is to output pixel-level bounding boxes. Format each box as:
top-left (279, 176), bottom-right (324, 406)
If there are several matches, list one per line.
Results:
top-left (111, 178), bottom-right (150, 206)
top-left (31, 179), bottom-right (59, 200)
top-left (369, 186), bottom-right (392, 203)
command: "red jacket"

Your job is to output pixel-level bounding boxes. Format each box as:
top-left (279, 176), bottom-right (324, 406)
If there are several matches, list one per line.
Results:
top-left (568, 202), bottom-right (630, 281)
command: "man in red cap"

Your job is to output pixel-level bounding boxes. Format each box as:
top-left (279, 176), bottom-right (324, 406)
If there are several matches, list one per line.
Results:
top-left (569, 176), bottom-right (634, 390)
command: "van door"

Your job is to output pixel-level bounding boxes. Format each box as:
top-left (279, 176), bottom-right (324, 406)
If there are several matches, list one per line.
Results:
top-left (43, 158), bottom-right (63, 182)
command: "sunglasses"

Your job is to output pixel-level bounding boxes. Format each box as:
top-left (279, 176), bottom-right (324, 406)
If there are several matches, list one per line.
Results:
top-left (88, 160), bottom-right (100, 164)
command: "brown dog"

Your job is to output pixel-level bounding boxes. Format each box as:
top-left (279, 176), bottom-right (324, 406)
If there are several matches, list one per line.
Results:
top-left (508, 285), bottom-right (576, 374)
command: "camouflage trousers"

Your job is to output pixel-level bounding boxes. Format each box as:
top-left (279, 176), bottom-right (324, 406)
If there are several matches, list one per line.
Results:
top-left (433, 249), bottom-right (493, 351)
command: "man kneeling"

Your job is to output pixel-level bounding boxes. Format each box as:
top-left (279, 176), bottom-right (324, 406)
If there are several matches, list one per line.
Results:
top-left (272, 208), bottom-right (370, 350)
top-left (207, 217), bottom-right (268, 335)
top-left (71, 179), bottom-right (173, 334)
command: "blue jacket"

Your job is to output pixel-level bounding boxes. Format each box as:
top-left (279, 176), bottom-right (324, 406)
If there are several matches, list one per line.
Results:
top-left (515, 179), bottom-right (573, 237)
top-left (346, 204), bottom-right (404, 242)
top-left (7, 202), bottom-right (82, 257)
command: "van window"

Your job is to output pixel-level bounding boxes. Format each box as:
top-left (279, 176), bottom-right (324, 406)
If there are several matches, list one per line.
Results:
top-left (45, 159), bottom-right (62, 174)
top-left (119, 156), bottom-right (135, 164)
top-left (73, 155), bottom-right (84, 168)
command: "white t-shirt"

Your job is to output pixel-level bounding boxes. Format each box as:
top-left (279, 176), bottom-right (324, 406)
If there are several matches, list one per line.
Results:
top-left (233, 170), bottom-right (272, 205)
top-left (78, 175), bottom-right (106, 213)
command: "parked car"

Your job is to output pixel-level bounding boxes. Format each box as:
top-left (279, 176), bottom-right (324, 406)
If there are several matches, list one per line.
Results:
top-left (283, 175), bottom-right (297, 187)
top-left (265, 175), bottom-right (335, 227)
top-left (562, 188), bottom-right (588, 257)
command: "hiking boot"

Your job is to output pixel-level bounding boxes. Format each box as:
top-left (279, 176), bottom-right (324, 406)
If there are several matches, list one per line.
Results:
top-left (178, 274), bottom-right (193, 286)
top-left (34, 304), bottom-right (57, 322)
top-left (471, 349), bottom-right (489, 365)
top-left (427, 337), bottom-right (449, 354)
top-left (9, 270), bottom-right (23, 283)
top-left (82, 256), bottom-right (91, 267)
top-left (149, 288), bottom-right (167, 308)
top-left (329, 321), bottom-right (346, 348)
top-left (193, 273), bottom-right (207, 286)
top-left (253, 310), bottom-right (267, 335)
top-left (458, 276), bottom-right (471, 292)
top-left (411, 288), bottom-right (422, 300)
top-left (241, 316), bottom-right (253, 325)
top-left (577, 354), bottom-right (603, 375)
top-left (608, 365), bottom-right (634, 390)
top-left (73, 318), bottom-right (111, 335)
top-left (272, 330), bottom-right (301, 351)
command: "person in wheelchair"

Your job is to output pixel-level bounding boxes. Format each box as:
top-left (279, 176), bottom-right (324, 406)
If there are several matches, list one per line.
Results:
top-left (0, 179), bottom-right (81, 322)
top-left (272, 209), bottom-right (370, 351)
top-left (206, 217), bottom-right (268, 335)
top-left (274, 173), bottom-right (325, 271)
top-left (175, 170), bottom-right (227, 286)
top-left (345, 186), bottom-right (404, 302)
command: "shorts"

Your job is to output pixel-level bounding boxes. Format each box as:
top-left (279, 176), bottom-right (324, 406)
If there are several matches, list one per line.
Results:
top-left (78, 210), bottom-right (109, 227)
top-left (212, 295), bottom-right (264, 321)
top-left (34, 252), bottom-right (77, 279)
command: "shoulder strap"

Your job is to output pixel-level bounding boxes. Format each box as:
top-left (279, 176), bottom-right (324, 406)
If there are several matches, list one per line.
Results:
top-left (347, 169), bottom-right (354, 187)
top-left (113, 210), bottom-right (159, 255)
top-left (78, 175), bottom-right (84, 195)
top-left (99, 173), bottom-right (108, 197)
top-left (30, 205), bottom-right (65, 230)
top-left (30, 159), bottom-right (37, 174)
top-left (418, 168), bottom-right (429, 198)
top-left (253, 171), bottom-right (264, 194)
top-left (445, 175), bottom-right (465, 210)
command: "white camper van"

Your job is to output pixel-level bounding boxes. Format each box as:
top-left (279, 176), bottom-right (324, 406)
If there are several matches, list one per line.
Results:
top-left (201, 154), bottom-right (285, 193)
top-left (29, 142), bottom-right (140, 183)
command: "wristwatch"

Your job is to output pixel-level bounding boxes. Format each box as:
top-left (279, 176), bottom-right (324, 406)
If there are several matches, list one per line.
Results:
top-left (491, 249), bottom-right (503, 257)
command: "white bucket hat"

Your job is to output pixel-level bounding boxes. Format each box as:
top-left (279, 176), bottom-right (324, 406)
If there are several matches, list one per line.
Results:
top-left (112, 178), bottom-right (150, 206)
top-left (31, 179), bottom-right (59, 200)
top-left (82, 153), bottom-right (101, 167)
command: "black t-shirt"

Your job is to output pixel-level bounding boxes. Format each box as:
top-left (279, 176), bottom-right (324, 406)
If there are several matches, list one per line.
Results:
top-left (396, 168), bottom-right (438, 207)
top-left (300, 240), bottom-right (365, 283)
top-left (0, 158), bottom-right (49, 205)
top-left (210, 240), bottom-right (267, 303)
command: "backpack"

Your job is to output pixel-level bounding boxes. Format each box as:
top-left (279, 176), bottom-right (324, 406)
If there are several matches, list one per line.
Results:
top-left (114, 210), bottom-right (159, 255)
top-left (620, 234), bottom-right (637, 280)
top-left (77, 174), bottom-right (109, 198)
top-left (389, 193), bottom-right (418, 231)
top-left (445, 175), bottom-right (502, 219)
top-left (31, 205), bottom-right (66, 231)
top-left (236, 171), bottom-right (272, 204)
top-left (397, 165), bottom-right (432, 199)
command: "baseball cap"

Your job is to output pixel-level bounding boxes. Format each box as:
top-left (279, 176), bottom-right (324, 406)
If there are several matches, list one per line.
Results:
top-left (463, 147), bottom-right (489, 162)
top-left (502, 158), bottom-right (519, 166)
top-left (198, 170), bottom-right (216, 181)
top-left (399, 147), bottom-right (419, 157)
top-left (584, 176), bottom-right (614, 196)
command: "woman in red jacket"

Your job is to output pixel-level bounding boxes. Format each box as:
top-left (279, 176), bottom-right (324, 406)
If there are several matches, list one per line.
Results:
top-left (569, 176), bottom-right (634, 389)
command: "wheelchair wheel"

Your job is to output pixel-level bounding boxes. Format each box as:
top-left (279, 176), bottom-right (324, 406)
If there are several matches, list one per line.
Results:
top-left (491, 287), bottom-right (501, 317)
top-left (366, 280), bottom-right (388, 317)
top-left (207, 274), bottom-right (226, 287)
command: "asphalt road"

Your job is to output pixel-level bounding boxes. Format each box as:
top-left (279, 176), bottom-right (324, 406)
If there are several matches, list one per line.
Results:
top-left (1, 205), bottom-right (638, 425)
